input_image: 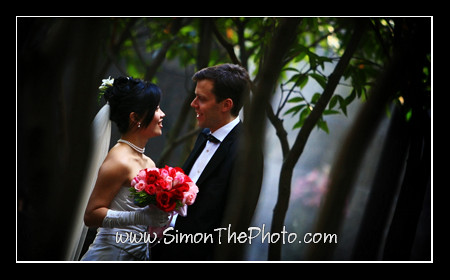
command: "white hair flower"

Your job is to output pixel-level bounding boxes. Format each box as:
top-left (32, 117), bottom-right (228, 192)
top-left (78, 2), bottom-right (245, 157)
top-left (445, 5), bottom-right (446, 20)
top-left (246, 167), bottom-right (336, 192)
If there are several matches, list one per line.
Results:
top-left (98, 76), bottom-right (114, 103)
top-left (99, 76), bottom-right (114, 91)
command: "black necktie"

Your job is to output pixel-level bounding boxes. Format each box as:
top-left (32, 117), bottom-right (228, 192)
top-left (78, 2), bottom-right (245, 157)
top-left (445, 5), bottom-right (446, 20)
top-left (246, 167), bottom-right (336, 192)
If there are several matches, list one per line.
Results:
top-left (204, 133), bottom-right (221, 144)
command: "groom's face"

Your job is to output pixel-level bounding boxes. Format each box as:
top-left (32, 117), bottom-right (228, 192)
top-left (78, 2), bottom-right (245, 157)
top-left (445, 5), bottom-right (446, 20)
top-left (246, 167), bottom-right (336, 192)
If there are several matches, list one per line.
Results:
top-left (192, 79), bottom-right (224, 132)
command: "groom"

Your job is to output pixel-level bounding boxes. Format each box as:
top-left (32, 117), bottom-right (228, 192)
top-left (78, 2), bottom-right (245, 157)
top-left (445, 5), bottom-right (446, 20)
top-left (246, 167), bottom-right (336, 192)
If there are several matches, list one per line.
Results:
top-left (152, 64), bottom-right (250, 260)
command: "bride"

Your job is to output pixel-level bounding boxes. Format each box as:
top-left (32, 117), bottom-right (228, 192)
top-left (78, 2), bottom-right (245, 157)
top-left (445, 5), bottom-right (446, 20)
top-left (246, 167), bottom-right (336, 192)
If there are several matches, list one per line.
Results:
top-left (80, 76), bottom-right (170, 261)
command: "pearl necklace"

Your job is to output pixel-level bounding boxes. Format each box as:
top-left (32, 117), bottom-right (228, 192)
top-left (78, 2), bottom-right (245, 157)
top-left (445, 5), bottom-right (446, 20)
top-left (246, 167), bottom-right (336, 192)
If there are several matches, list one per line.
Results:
top-left (117, 139), bottom-right (145, 154)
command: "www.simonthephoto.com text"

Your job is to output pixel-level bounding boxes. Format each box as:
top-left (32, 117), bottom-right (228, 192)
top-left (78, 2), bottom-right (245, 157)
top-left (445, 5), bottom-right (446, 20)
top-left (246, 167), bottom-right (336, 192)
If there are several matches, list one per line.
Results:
top-left (115, 224), bottom-right (338, 246)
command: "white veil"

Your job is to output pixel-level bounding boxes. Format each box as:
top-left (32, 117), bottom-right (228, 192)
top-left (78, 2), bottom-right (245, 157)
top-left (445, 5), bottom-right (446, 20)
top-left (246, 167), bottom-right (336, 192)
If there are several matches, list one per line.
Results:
top-left (65, 103), bottom-right (111, 260)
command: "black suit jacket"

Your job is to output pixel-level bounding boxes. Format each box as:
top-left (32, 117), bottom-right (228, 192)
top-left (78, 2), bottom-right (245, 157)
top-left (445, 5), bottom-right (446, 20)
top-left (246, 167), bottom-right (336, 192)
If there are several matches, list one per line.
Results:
top-left (152, 122), bottom-right (242, 260)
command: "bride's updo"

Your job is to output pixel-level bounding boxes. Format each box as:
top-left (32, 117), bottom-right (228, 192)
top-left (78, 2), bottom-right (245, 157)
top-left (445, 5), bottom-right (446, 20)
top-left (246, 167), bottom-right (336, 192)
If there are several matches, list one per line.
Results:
top-left (103, 77), bottom-right (161, 134)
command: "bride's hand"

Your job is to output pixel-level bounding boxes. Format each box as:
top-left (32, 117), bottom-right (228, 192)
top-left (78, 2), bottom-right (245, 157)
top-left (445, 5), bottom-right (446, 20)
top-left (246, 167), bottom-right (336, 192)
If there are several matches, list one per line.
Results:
top-left (142, 205), bottom-right (170, 227)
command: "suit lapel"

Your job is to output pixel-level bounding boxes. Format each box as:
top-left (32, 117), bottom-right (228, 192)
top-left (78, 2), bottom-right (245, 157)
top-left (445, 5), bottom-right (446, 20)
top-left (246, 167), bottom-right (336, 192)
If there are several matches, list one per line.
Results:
top-left (182, 129), bottom-right (209, 174)
top-left (196, 122), bottom-right (242, 186)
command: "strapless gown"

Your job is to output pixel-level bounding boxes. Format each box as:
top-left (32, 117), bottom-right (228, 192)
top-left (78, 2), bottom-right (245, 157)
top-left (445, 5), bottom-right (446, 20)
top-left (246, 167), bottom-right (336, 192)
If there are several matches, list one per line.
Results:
top-left (80, 186), bottom-right (149, 261)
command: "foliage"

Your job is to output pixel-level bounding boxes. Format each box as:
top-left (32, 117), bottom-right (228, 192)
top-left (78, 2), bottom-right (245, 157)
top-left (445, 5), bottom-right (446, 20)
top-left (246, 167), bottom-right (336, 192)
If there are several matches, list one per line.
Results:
top-left (277, 18), bottom-right (393, 133)
top-left (110, 18), bottom-right (399, 135)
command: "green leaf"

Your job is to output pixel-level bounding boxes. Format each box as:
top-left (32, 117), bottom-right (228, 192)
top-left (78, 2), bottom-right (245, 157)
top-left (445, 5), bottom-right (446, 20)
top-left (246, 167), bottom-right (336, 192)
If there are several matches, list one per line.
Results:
top-left (405, 108), bottom-right (413, 122)
top-left (338, 94), bottom-right (349, 116)
top-left (298, 75), bottom-right (309, 89)
top-left (282, 67), bottom-right (300, 73)
top-left (345, 89), bottom-right (357, 105)
top-left (293, 107), bottom-right (311, 129)
top-left (309, 73), bottom-right (327, 89)
top-left (286, 73), bottom-right (301, 84)
top-left (287, 97), bottom-right (304, 103)
top-left (294, 51), bottom-right (307, 63)
top-left (308, 52), bottom-right (317, 70)
top-left (317, 119), bottom-right (329, 134)
top-left (317, 56), bottom-right (333, 70)
top-left (329, 95), bottom-right (339, 109)
top-left (311, 92), bottom-right (321, 104)
top-left (284, 104), bottom-right (306, 116)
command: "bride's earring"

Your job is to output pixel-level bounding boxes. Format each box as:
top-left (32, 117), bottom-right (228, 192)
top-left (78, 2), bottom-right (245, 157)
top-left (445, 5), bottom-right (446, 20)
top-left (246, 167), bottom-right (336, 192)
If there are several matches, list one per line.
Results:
top-left (138, 122), bottom-right (141, 128)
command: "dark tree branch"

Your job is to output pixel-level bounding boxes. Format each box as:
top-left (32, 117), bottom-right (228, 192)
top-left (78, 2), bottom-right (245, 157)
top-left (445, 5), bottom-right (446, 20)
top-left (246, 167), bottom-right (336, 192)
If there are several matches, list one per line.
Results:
top-left (212, 19), bottom-right (242, 66)
top-left (144, 18), bottom-right (186, 81)
top-left (266, 103), bottom-right (289, 159)
top-left (268, 19), bottom-right (367, 261)
top-left (157, 18), bottom-right (213, 166)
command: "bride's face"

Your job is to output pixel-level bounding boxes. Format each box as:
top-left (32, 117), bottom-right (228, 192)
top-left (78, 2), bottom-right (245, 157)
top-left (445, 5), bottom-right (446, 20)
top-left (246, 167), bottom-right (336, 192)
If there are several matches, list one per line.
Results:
top-left (143, 106), bottom-right (165, 137)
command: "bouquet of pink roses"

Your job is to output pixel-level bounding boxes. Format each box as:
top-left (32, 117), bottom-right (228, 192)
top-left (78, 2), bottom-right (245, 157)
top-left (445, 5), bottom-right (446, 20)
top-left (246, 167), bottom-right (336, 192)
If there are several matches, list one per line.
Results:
top-left (130, 165), bottom-right (198, 214)
top-left (129, 166), bottom-right (198, 238)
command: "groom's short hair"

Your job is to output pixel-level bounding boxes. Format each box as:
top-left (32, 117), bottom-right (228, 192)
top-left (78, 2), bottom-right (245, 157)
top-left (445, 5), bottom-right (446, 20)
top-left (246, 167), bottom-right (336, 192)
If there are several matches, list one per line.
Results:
top-left (192, 63), bottom-right (250, 116)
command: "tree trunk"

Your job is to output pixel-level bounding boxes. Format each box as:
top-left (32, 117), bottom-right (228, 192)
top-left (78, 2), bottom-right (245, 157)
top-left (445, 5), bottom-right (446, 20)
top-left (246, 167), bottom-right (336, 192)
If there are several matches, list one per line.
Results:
top-left (215, 18), bottom-right (302, 260)
top-left (17, 18), bottom-right (109, 260)
top-left (351, 105), bottom-right (409, 260)
top-left (268, 19), bottom-right (367, 261)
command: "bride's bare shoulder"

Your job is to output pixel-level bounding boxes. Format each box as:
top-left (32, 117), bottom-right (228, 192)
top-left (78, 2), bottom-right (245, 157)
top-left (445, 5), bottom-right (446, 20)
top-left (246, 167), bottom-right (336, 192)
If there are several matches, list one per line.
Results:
top-left (103, 144), bottom-right (155, 172)
top-left (101, 145), bottom-right (133, 172)
top-left (142, 154), bottom-right (155, 168)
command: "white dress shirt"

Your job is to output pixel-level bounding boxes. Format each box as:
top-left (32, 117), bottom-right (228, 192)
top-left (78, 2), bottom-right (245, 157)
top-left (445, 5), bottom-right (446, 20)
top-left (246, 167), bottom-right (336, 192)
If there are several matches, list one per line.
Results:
top-left (188, 116), bottom-right (240, 183)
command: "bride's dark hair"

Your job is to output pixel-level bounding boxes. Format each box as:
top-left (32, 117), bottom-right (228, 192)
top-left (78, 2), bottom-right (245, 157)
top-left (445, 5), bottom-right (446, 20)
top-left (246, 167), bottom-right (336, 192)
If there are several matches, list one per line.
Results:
top-left (103, 76), bottom-right (161, 134)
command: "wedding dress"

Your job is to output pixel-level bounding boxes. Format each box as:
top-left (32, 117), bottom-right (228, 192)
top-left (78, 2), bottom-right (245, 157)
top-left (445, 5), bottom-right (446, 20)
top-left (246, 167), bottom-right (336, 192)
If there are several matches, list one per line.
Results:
top-left (80, 186), bottom-right (149, 261)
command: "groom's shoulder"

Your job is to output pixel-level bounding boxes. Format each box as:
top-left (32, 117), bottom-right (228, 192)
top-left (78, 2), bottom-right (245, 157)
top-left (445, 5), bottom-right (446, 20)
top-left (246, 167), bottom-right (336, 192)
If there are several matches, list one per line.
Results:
top-left (227, 121), bottom-right (243, 140)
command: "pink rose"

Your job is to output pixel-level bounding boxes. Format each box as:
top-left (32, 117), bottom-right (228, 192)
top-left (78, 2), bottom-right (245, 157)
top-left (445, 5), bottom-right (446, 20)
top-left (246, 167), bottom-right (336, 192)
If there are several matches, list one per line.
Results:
top-left (187, 182), bottom-right (199, 194)
top-left (182, 182), bottom-right (199, 205)
top-left (164, 176), bottom-right (173, 190)
top-left (159, 168), bottom-right (169, 179)
top-left (134, 180), bottom-right (146, 192)
top-left (131, 177), bottom-right (138, 187)
top-left (183, 191), bottom-right (197, 205)
top-left (137, 170), bottom-right (147, 181)
top-left (173, 172), bottom-right (186, 186)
